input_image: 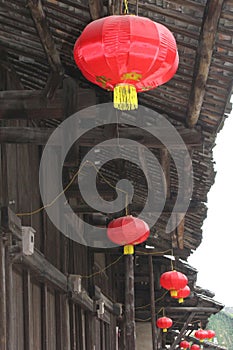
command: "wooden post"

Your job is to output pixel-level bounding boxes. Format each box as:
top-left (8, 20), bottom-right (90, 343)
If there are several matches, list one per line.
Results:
top-left (5, 241), bottom-right (13, 350)
top-left (0, 236), bottom-right (7, 350)
top-left (149, 255), bottom-right (157, 350)
top-left (23, 270), bottom-right (33, 350)
top-left (125, 254), bottom-right (136, 349)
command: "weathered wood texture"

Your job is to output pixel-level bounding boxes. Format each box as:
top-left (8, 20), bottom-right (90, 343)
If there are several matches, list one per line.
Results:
top-left (0, 126), bottom-right (203, 147)
top-left (125, 254), bottom-right (136, 350)
top-left (149, 256), bottom-right (157, 350)
top-left (186, 0), bottom-right (225, 127)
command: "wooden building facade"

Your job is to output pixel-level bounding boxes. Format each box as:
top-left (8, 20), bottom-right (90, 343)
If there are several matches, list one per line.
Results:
top-left (0, 0), bottom-right (233, 349)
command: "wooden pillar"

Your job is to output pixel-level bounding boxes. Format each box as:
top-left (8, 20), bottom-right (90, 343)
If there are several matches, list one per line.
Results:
top-left (149, 255), bottom-right (157, 350)
top-left (5, 235), bottom-right (13, 350)
top-left (23, 270), bottom-right (33, 350)
top-left (125, 254), bottom-right (136, 350)
top-left (0, 237), bottom-right (7, 350)
top-left (42, 285), bottom-right (49, 350)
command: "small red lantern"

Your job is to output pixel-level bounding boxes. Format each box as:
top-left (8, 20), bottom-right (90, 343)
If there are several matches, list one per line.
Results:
top-left (173, 285), bottom-right (191, 303)
top-left (156, 316), bottom-right (173, 332)
top-left (194, 329), bottom-right (208, 342)
top-left (190, 345), bottom-right (200, 350)
top-left (160, 270), bottom-right (188, 297)
top-left (180, 340), bottom-right (190, 349)
top-left (107, 215), bottom-right (150, 254)
top-left (74, 15), bottom-right (178, 110)
top-left (207, 330), bottom-right (216, 340)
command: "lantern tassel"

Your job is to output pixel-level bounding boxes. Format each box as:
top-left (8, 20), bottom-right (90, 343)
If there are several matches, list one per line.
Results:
top-left (114, 84), bottom-right (138, 110)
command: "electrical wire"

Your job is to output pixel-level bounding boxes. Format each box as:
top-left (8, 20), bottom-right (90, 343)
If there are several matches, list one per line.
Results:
top-left (16, 159), bottom-right (129, 217)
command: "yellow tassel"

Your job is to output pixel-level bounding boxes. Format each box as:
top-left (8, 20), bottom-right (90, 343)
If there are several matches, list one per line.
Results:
top-left (124, 244), bottom-right (134, 255)
top-left (114, 84), bottom-right (138, 110)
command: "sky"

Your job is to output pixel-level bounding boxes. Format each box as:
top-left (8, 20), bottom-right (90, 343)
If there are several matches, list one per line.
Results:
top-left (188, 108), bottom-right (233, 307)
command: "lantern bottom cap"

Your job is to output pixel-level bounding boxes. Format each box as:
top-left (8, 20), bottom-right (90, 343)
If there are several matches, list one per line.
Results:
top-left (114, 84), bottom-right (138, 110)
top-left (124, 244), bottom-right (134, 255)
top-left (170, 290), bottom-right (178, 297)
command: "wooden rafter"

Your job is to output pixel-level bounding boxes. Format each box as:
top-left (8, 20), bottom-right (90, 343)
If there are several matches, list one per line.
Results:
top-left (88, 0), bottom-right (104, 20)
top-left (108, 0), bottom-right (122, 15)
top-left (170, 312), bottom-right (195, 350)
top-left (186, 0), bottom-right (225, 127)
top-left (27, 0), bottom-right (64, 97)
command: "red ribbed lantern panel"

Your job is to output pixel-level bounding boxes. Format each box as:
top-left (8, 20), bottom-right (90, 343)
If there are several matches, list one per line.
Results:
top-left (190, 345), bottom-right (200, 350)
top-left (194, 329), bottom-right (208, 342)
top-left (173, 285), bottom-right (191, 303)
top-left (74, 15), bottom-right (178, 110)
top-left (156, 316), bottom-right (173, 332)
top-left (180, 340), bottom-right (190, 349)
top-left (107, 215), bottom-right (150, 246)
top-left (160, 270), bottom-right (188, 297)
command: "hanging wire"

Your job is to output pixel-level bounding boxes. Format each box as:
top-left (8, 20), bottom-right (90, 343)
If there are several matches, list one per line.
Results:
top-left (81, 254), bottom-right (124, 279)
top-left (136, 0), bottom-right (139, 15)
top-left (16, 159), bottom-right (129, 218)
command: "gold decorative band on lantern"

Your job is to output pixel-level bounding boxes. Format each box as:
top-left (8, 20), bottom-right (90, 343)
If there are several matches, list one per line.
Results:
top-left (113, 84), bottom-right (138, 110)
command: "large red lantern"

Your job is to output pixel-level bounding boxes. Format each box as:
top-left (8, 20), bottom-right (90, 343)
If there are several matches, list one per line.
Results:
top-left (173, 285), bottom-right (191, 303)
top-left (160, 270), bottom-right (188, 297)
top-left (74, 15), bottom-right (178, 110)
top-left (194, 329), bottom-right (208, 342)
top-left (156, 316), bottom-right (173, 332)
top-left (180, 340), bottom-right (190, 349)
top-left (190, 345), bottom-right (200, 350)
top-left (207, 330), bottom-right (216, 340)
top-left (107, 215), bottom-right (150, 254)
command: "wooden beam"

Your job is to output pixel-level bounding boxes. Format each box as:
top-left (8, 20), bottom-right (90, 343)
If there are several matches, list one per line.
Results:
top-left (0, 126), bottom-right (203, 148)
top-left (170, 313), bottom-right (195, 350)
top-left (67, 198), bottom-right (202, 214)
top-left (186, 0), bottom-right (224, 127)
top-left (27, 0), bottom-right (64, 97)
top-left (88, 0), bottom-right (104, 20)
top-left (13, 249), bottom-right (68, 292)
top-left (0, 90), bottom-right (64, 120)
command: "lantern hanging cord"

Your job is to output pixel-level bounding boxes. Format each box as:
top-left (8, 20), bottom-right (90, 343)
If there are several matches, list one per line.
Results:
top-left (123, 0), bottom-right (129, 14)
top-left (16, 160), bottom-right (129, 217)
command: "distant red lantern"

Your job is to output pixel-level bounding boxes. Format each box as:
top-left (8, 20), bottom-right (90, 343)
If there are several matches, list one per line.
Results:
top-left (160, 270), bottom-right (188, 297)
top-left (156, 316), bottom-right (173, 332)
top-left (190, 345), bottom-right (200, 350)
top-left (107, 215), bottom-right (150, 254)
top-left (173, 285), bottom-right (191, 303)
top-left (207, 330), bottom-right (216, 340)
top-left (194, 329), bottom-right (208, 342)
top-left (74, 15), bottom-right (178, 110)
top-left (180, 340), bottom-right (190, 349)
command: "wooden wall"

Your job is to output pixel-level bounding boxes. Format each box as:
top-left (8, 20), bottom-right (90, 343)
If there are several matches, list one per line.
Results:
top-left (0, 141), bottom-right (119, 349)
